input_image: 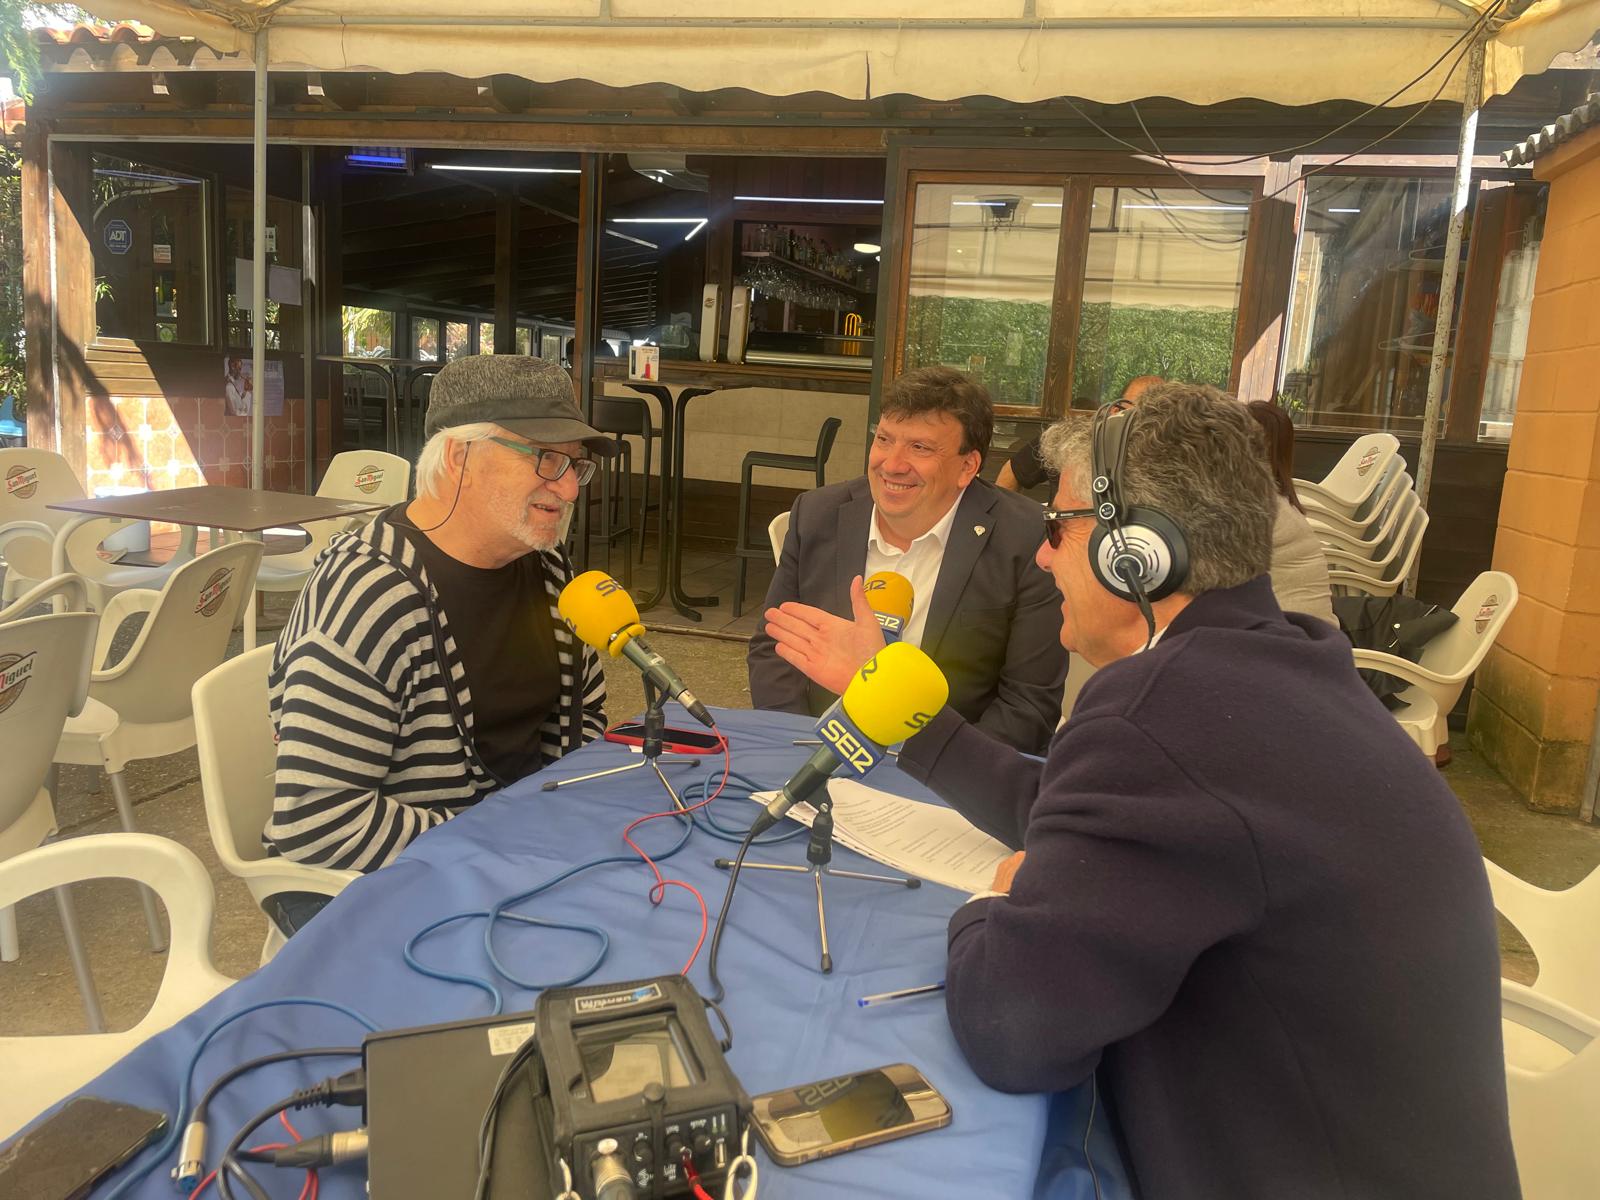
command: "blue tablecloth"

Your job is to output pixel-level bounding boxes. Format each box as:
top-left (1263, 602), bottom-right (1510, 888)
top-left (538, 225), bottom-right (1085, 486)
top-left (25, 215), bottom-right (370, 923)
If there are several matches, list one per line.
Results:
top-left (36, 706), bottom-right (1131, 1199)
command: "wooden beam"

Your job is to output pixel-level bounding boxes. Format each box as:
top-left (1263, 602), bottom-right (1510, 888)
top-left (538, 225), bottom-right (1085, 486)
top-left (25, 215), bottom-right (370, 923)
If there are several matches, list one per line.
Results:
top-left (494, 190), bottom-right (519, 352)
top-left (21, 117), bottom-right (53, 454)
top-left (475, 76), bottom-right (532, 115)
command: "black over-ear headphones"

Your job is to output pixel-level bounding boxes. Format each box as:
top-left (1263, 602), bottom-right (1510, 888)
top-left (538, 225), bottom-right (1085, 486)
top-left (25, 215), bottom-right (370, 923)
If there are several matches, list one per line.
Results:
top-left (1087, 400), bottom-right (1190, 605)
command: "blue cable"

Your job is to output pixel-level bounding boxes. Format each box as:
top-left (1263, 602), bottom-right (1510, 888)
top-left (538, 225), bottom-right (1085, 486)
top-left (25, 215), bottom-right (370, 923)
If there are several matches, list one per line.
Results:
top-left (402, 759), bottom-right (805, 1009)
top-left (100, 996), bottom-right (378, 1198)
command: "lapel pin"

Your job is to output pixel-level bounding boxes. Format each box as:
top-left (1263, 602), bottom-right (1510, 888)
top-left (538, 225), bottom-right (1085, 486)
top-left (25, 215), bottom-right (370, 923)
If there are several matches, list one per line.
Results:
top-left (974, 525), bottom-right (986, 536)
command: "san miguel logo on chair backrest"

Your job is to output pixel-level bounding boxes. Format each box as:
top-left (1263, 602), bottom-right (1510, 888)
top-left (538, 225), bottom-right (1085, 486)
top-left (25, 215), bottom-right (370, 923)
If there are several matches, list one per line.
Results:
top-left (4, 465), bottom-right (39, 499)
top-left (0, 650), bottom-right (38, 715)
top-left (195, 568), bottom-right (235, 618)
top-left (1475, 595), bottom-right (1500, 635)
top-left (353, 465), bottom-right (384, 495)
top-left (1355, 448), bottom-right (1381, 477)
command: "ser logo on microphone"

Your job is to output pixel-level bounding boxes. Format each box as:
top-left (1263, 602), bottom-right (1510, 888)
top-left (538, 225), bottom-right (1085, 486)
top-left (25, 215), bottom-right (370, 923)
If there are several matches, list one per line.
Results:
top-left (820, 716), bottom-right (879, 774)
top-left (593, 575), bottom-right (625, 597)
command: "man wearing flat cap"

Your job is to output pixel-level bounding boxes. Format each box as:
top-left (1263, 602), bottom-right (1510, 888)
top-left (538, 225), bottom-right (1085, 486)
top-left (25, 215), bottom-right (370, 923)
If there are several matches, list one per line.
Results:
top-left (264, 356), bottom-right (615, 917)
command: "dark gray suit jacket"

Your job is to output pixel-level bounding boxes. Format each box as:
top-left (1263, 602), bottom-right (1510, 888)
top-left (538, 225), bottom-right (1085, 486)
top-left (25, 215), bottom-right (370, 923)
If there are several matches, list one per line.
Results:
top-left (747, 476), bottom-right (1067, 755)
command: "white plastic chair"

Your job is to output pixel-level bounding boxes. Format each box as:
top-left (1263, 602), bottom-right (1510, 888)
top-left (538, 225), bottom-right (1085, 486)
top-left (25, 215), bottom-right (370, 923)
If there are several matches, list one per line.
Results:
top-left (0, 834), bottom-right (233, 1141)
top-left (0, 448), bottom-right (87, 605)
top-left (1485, 856), bottom-right (1600, 1021)
top-left (1300, 456), bottom-right (1405, 535)
top-left (1500, 981), bottom-right (1600, 1199)
top-left (253, 451), bottom-right (411, 596)
top-left (193, 645), bottom-right (358, 965)
top-left (1326, 505), bottom-right (1430, 598)
top-left (1350, 572), bottom-right (1518, 753)
top-left (1311, 479), bottom-right (1417, 557)
top-left (0, 577), bottom-right (105, 1033)
top-left (1293, 433), bottom-right (1400, 519)
top-left (53, 540), bottom-right (263, 952)
top-left (767, 510), bottom-right (791, 565)
top-left (56, 511), bottom-right (200, 613)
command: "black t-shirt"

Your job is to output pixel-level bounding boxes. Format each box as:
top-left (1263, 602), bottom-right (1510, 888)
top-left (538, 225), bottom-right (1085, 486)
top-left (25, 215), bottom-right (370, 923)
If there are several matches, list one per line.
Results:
top-left (388, 506), bottom-right (561, 784)
top-left (1007, 434), bottom-right (1056, 491)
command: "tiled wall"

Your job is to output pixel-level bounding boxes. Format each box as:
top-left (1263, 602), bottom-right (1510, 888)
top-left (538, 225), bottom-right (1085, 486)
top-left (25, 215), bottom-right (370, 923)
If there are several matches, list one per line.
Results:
top-left (85, 393), bottom-right (308, 498)
top-left (1469, 130), bottom-right (1600, 814)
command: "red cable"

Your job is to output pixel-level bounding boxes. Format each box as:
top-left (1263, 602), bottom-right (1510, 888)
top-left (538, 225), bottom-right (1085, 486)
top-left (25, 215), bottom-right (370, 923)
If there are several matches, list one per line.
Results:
top-left (681, 1151), bottom-right (716, 1200)
top-left (278, 1112), bottom-right (319, 1200)
top-left (620, 733), bottom-right (734, 975)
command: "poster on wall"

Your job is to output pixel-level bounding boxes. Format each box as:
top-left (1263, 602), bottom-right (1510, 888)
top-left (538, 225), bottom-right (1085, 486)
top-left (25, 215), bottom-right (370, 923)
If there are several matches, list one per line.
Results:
top-left (223, 357), bottom-right (286, 418)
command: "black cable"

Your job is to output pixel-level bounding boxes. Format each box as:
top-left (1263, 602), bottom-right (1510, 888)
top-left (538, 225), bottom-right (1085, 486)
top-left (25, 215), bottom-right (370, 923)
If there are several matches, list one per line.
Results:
top-left (705, 823), bottom-right (763, 1006)
top-left (472, 1033), bottom-right (544, 1200)
top-left (216, 1094), bottom-right (297, 1200)
top-left (1054, 0), bottom-right (1503, 211)
top-left (1131, 0), bottom-right (1508, 168)
top-left (193, 1047), bottom-right (360, 1123)
top-left (412, 441), bottom-right (471, 533)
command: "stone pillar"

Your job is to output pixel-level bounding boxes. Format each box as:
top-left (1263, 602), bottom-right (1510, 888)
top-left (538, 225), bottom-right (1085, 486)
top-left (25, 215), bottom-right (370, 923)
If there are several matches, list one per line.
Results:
top-left (1468, 120), bottom-right (1600, 815)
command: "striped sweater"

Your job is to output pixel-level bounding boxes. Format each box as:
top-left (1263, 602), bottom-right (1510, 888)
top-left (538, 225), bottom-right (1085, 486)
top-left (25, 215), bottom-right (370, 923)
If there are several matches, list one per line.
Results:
top-left (266, 512), bottom-right (606, 871)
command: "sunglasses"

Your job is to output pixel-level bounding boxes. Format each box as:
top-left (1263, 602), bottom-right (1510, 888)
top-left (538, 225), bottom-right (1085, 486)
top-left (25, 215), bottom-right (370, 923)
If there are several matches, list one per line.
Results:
top-left (488, 437), bottom-right (598, 486)
top-left (1042, 506), bottom-right (1098, 549)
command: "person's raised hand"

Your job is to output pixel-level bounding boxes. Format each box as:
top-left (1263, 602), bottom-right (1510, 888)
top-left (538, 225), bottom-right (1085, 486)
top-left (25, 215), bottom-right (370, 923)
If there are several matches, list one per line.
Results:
top-left (764, 574), bottom-right (887, 697)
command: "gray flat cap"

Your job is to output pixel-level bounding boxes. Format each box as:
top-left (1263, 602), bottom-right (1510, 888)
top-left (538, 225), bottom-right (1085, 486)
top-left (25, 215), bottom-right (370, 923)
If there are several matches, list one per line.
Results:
top-left (424, 354), bottom-right (617, 456)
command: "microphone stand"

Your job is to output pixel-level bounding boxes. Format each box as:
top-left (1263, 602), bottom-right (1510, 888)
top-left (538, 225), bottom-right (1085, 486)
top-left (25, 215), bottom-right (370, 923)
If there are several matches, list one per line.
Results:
top-left (540, 678), bottom-right (701, 810)
top-left (714, 791), bottom-right (919, 974)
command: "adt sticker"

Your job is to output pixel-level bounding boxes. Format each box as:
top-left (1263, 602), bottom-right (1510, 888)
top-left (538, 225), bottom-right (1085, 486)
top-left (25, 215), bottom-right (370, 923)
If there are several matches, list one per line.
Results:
top-left (104, 219), bottom-right (133, 256)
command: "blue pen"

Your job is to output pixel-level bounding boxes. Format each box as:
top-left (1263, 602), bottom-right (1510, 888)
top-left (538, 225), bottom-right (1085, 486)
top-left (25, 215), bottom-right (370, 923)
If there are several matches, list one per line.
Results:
top-left (857, 981), bottom-right (945, 1007)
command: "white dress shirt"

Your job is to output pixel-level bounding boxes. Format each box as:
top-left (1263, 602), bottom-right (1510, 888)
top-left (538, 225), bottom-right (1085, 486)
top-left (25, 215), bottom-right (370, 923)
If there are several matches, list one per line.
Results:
top-left (864, 489), bottom-right (966, 648)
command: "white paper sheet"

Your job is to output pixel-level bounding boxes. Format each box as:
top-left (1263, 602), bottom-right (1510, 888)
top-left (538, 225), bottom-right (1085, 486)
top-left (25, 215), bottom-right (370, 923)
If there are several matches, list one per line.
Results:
top-left (750, 779), bottom-right (1011, 894)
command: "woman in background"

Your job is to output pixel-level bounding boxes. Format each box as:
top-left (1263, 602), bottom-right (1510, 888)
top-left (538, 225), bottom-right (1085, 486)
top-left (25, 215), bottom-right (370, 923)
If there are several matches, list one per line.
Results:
top-left (1246, 400), bottom-right (1336, 626)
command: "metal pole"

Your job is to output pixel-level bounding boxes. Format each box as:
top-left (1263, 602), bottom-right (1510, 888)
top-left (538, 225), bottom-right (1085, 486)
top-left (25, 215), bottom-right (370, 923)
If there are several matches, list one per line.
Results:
top-left (1408, 30), bottom-right (1483, 594)
top-left (301, 145), bottom-right (315, 493)
top-left (1581, 681), bottom-right (1600, 823)
top-left (251, 27), bottom-right (268, 491)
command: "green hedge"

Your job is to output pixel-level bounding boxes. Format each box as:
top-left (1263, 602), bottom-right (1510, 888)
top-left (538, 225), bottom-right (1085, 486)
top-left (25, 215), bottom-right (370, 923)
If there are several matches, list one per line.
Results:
top-left (903, 294), bottom-right (1238, 408)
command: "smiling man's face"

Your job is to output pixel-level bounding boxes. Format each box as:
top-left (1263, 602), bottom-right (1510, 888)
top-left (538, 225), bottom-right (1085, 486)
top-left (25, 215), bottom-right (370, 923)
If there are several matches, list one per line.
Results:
top-left (867, 411), bottom-right (982, 545)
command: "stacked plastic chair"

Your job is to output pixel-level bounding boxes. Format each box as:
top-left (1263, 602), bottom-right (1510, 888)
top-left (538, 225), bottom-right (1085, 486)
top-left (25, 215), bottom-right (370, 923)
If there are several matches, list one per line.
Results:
top-left (1294, 435), bottom-right (1427, 597)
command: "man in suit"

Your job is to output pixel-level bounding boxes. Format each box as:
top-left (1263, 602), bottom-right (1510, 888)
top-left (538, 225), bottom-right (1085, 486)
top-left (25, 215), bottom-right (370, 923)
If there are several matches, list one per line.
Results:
top-left (748, 365), bottom-right (1066, 755)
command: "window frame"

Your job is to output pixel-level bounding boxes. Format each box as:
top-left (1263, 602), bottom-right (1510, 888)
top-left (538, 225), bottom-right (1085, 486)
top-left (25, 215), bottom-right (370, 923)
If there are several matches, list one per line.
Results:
top-left (888, 159), bottom-right (1265, 419)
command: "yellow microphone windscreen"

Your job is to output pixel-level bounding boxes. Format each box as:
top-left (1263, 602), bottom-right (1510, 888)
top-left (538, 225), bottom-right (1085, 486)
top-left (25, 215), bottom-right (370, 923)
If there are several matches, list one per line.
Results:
top-left (840, 641), bottom-right (949, 745)
top-left (863, 570), bottom-right (915, 624)
top-left (558, 570), bottom-right (644, 657)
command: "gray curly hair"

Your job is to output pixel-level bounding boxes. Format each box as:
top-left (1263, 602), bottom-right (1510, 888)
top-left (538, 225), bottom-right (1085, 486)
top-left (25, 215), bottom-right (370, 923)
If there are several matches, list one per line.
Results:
top-left (1040, 384), bottom-right (1274, 595)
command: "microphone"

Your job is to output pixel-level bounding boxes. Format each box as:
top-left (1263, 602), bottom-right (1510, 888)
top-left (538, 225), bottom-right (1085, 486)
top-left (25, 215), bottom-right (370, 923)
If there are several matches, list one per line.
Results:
top-left (558, 570), bottom-right (716, 728)
top-left (751, 641), bottom-right (949, 836)
top-left (863, 570), bottom-right (914, 643)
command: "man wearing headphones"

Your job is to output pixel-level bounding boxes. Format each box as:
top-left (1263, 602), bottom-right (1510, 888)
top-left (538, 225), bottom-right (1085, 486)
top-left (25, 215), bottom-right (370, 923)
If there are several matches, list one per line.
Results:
top-left (773, 384), bottom-right (1516, 1197)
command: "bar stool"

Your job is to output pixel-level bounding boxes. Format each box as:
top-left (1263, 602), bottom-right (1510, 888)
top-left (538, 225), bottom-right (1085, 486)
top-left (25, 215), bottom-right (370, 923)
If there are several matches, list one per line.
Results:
top-left (733, 416), bottom-right (841, 617)
top-left (587, 396), bottom-right (652, 589)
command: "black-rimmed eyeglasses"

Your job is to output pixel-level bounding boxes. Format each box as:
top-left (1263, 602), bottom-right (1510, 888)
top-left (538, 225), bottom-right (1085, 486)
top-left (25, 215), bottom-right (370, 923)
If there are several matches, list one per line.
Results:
top-left (1042, 506), bottom-right (1098, 549)
top-left (488, 437), bottom-right (598, 486)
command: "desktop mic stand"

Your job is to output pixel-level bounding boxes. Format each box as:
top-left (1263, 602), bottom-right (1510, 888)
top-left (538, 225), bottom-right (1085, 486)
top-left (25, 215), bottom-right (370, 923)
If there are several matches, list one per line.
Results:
top-left (715, 796), bottom-right (919, 974)
top-left (541, 679), bottom-right (701, 810)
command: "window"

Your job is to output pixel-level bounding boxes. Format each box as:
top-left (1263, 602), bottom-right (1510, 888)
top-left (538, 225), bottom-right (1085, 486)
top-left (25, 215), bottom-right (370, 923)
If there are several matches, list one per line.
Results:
top-left (412, 316), bottom-right (440, 362)
top-left (91, 154), bottom-right (209, 344)
top-left (444, 320), bottom-right (470, 361)
top-left (1477, 189), bottom-right (1544, 441)
top-left (479, 320), bottom-right (496, 354)
top-left (516, 326), bottom-right (533, 356)
top-left (1280, 176), bottom-right (1466, 432)
top-left (342, 306), bottom-right (394, 358)
top-left (1072, 186), bottom-right (1251, 407)
top-left (225, 187), bottom-right (303, 350)
top-left (901, 184), bottom-right (1064, 409)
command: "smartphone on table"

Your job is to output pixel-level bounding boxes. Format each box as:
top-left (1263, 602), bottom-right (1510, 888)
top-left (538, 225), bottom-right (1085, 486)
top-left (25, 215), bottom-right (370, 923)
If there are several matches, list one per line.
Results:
top-left (604, 720), bottom-right (728, 756)
top-left (750, 1062), bottom-right (951, 1167)
top-left (0, 1095), bottom-right (167, 1200)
